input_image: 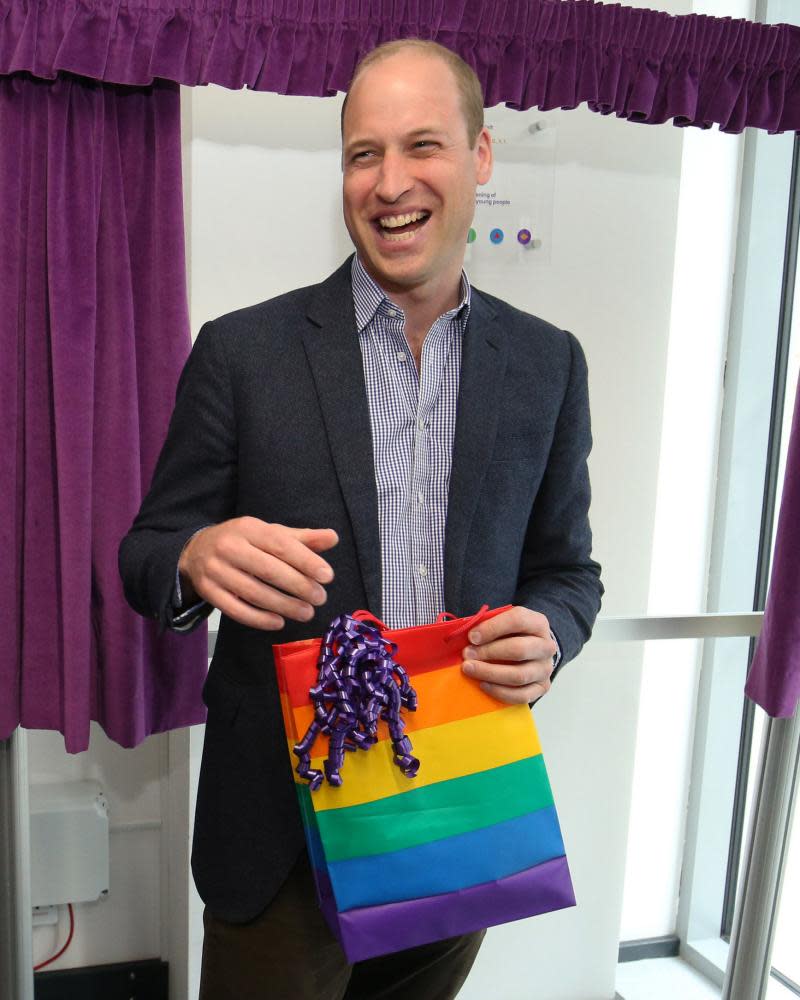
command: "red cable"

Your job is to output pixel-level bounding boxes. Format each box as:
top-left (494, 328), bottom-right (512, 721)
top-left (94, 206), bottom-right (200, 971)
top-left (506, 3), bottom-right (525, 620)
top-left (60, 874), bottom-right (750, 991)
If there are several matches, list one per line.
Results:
top-left (34, 903), bottom-right (75, 972)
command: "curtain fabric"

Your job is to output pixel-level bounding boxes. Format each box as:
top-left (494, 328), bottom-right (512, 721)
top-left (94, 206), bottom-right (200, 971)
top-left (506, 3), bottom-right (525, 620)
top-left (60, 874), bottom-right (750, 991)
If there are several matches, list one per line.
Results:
top-left (2, 0), bottom-right (798, 752)
top-left (746, 383), bottom-right (800, 719)
top-left (0, 73), bottom-right (207, 752)
top-left (1, 0), bottom-right (799, 134)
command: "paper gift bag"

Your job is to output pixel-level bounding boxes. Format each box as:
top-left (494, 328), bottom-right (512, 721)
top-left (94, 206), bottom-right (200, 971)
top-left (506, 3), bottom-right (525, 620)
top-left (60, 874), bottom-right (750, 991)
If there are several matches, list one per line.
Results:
top-left (274, 606), bottom-right (575, 962)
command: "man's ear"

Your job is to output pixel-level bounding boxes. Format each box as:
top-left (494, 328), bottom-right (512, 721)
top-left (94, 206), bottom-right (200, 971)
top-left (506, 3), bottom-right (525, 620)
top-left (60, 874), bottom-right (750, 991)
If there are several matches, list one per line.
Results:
top-left (475, 126), bottom-right (493, 185)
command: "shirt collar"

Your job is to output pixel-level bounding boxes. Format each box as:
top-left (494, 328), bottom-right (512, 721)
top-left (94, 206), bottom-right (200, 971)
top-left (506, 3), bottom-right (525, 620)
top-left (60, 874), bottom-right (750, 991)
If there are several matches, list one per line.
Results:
top-left (351, 255), bottom-right (471, 333)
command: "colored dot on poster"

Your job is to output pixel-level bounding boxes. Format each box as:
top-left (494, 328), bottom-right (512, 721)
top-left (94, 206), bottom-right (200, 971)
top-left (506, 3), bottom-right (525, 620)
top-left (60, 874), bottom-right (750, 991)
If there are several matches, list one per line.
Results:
top-left (490, 228), bottom-right (504, 244)
top-left (517, 229), bottom-right (532, 245)
top-left (467, 228), bottom-right (477, 244)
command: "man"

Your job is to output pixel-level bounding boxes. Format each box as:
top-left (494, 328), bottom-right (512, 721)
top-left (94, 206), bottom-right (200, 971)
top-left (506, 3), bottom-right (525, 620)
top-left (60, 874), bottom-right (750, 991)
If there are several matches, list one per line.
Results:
top-left (120, 38), bottom-right (602, 1000)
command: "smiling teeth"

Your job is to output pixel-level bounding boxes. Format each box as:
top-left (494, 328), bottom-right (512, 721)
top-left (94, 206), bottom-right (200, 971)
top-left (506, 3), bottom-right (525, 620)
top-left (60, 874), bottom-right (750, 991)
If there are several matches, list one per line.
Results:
top-left (383, 230), bottom-right (417, 242)
top-left (379, 211), bottom-right (428, 229)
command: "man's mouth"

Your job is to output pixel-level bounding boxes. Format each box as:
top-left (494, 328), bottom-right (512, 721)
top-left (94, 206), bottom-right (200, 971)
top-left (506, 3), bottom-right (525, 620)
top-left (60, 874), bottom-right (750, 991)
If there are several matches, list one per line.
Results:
top-left (375, 210), bottom-right (431, 242)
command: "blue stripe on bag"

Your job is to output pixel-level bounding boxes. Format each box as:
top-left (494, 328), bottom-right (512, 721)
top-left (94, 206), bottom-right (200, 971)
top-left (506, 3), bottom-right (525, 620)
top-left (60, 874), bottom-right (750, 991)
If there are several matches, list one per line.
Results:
top-left (327, 805), bottom-right (565, 912)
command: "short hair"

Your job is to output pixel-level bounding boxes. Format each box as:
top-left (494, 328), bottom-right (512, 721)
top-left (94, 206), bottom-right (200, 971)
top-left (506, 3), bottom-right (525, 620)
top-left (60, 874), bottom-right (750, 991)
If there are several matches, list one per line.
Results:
top-left (341, 39), bottom-right (485, 148)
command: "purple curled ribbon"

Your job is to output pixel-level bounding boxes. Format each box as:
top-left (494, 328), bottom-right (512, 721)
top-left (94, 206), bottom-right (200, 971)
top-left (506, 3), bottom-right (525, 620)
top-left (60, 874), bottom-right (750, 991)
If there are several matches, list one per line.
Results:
top-left (293, 614), bottom-right (419, 791)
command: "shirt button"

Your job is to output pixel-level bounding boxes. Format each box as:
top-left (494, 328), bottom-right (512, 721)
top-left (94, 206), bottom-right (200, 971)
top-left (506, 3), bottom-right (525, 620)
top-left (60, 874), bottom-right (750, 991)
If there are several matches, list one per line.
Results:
top-left (417, 491), bottom-right (424, 503)
top-left (388, 309), bottom-right (400, 318)
top-left (418, 564), bottom-right (428, 577)
top-left (417, 419), bottom-right (426, 430)
top-left (396, 352), bottom-right (407, 362)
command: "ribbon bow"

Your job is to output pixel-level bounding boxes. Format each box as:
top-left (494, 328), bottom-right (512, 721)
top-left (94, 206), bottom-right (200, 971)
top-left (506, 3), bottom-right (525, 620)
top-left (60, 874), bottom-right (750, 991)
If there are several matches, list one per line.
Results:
top-left (293, 613), bottom-right (420, 791)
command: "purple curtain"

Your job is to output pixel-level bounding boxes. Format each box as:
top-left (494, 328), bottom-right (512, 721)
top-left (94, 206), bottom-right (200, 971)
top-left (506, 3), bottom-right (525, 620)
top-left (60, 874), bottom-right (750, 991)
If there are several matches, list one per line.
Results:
top-left (746, 382), bottom-right (800, 719)
top-left (1, 0), bottom-right (799, 133)
top-left (0, 72), bottom-right (207, 753)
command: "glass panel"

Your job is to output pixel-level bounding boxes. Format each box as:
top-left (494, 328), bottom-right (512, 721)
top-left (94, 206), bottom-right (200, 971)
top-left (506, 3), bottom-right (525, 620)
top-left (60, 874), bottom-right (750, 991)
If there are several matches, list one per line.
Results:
top-left (772, 794), bottom-right (800, 990)
top-left (700, 126), bottom-right (795, 618)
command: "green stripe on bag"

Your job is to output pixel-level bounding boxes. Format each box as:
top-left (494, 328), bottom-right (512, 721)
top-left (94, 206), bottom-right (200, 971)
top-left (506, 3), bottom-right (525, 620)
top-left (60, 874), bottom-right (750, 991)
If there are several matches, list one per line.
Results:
top-left (300, 754), bottom-right (554, 863)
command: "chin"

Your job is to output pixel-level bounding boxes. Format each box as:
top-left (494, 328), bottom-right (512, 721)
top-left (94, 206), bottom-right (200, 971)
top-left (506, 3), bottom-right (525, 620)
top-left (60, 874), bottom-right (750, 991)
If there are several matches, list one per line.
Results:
top-left (376, 263), bottom-right (427, 290)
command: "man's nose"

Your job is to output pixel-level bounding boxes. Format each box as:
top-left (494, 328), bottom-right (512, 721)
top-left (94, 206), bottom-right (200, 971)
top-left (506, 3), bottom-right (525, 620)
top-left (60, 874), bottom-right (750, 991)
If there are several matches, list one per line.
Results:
top-left (374, 151), bottom-right (413, 203)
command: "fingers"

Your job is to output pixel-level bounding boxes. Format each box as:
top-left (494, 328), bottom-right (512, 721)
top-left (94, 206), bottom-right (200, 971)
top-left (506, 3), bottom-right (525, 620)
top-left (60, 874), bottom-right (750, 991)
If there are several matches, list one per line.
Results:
top-left (201, 579), bottom-right (286, 631)
top-left (242, 520), bottom-right (337, 584)
top-left (462, 657), bottom-right (553, 690)
top-left (461, 605), bottom-right (556, 705)
top-left (467, 605), bottom-right (550, 646)
top-left (235, 546), bottom-right (328, 608)
top-left (180, 517), bottom-right (339, 630)
top-left (288, 527), bottom-right (340, 560)
top-left (462, 657), bottom-right (553, 705)
top-left (474, 678), bottom-right (551, 705)
top-left (464, 634), bottom-right (557, 665)
top-left (221, 566), bottom-right (320, 623)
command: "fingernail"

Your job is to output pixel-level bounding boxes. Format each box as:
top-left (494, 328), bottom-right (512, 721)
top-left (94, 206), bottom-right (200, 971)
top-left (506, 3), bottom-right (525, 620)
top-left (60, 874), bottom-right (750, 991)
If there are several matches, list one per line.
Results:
top-left (469, 630), bottom-right (481, 644)
top-left (317, 567), bottom-right (334, 584)
top-left (462, 661), bottom-right (475, 676)
top-left (464, 646), bottom-right (477, 659)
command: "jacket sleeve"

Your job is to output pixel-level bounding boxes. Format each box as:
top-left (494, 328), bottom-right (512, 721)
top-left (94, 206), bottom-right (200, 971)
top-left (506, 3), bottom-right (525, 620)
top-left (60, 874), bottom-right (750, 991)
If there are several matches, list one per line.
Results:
top-left (118, 320), bottom-right (237, 631)
top-left (513, 331), bottom-right (603, 671)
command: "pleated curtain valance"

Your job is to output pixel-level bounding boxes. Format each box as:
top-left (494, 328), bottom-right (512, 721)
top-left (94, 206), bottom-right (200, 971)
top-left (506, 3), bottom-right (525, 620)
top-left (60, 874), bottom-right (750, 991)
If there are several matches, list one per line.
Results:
top-left (1, 0), bottom-right (799, 134)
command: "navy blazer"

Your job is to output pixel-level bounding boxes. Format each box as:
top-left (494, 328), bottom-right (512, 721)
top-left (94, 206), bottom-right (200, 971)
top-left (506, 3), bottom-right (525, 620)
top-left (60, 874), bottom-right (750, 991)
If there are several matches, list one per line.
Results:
top-left (119, 257), bottom-right (602, 922)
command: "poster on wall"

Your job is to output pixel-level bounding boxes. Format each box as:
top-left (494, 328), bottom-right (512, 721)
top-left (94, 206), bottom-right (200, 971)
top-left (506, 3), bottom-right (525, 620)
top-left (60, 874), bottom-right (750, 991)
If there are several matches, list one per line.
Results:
top-left (465, 108), bottom-right (556, 277)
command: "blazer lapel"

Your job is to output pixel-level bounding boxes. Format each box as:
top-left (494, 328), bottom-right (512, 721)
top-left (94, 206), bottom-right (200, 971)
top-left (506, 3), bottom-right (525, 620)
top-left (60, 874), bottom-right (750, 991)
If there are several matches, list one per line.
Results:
top-left (301, 260), bottom-right (383, 617)
top-left (444, 291), bottom-right (507, 613)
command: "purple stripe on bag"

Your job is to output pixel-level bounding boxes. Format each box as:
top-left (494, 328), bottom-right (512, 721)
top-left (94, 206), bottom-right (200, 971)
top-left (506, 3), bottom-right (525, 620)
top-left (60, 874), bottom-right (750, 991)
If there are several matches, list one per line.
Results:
top-left (318, 855), bottom-right (575, 963)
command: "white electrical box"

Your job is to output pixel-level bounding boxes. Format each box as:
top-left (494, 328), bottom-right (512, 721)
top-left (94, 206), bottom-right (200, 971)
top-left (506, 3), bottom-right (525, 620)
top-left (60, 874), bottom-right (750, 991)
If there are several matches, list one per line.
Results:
top-left (29, 780), bottom-right (110, 907)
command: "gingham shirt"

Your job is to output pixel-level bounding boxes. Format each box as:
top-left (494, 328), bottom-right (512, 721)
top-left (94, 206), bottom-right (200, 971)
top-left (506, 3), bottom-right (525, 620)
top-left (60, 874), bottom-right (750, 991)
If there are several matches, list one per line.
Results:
top-left (174, 263), bottom-right (560, 664)
top-left (352, 256), bottom-right (470, 630)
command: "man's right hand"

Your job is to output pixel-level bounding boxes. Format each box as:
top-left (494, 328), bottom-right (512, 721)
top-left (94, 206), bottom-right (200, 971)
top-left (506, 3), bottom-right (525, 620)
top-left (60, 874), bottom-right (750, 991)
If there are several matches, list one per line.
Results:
top-left (177, 517), bottom-right (338, 630)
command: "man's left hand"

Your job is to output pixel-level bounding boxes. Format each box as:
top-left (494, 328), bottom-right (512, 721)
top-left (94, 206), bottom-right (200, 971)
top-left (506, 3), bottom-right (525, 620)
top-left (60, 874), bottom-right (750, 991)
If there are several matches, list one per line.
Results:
top-left (461, 606), bottom-right (557, 704)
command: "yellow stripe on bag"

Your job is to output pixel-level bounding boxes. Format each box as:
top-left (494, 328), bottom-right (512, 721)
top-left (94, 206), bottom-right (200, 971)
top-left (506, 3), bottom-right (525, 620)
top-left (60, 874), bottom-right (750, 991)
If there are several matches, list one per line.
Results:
top-left (290, 705), bottom-right (542, 812)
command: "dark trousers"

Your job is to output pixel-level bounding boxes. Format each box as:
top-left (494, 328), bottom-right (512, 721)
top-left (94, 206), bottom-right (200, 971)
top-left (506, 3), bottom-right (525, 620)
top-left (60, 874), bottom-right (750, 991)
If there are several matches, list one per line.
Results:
top-left (199, 852), bottom-right (485, 999)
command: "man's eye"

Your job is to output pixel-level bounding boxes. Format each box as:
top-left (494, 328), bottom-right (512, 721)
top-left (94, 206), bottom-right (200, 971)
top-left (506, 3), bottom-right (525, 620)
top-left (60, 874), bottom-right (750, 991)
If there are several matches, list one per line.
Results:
top-left (351, 150), bottom-right (374, 162)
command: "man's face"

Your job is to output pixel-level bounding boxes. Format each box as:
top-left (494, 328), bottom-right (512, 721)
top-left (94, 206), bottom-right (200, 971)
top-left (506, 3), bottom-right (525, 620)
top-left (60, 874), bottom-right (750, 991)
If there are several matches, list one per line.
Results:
top-left (341, 51), bottom-right (492, 301)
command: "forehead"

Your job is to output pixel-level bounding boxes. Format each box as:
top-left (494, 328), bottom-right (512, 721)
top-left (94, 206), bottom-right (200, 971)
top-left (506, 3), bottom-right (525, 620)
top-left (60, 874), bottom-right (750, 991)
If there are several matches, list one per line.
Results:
top-left (343, 51), bottom-right (464, 138)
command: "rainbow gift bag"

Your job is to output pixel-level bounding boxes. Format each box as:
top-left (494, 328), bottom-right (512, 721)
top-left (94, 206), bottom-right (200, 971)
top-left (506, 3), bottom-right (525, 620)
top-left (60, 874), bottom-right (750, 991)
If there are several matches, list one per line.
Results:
top-left (274, 606), bottom-right (575, 962)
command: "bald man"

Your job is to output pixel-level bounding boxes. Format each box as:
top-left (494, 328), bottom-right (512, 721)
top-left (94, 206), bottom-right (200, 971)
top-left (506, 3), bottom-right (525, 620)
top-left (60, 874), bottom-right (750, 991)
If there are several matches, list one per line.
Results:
top-left (120, 38), bottom-right (602, 1000)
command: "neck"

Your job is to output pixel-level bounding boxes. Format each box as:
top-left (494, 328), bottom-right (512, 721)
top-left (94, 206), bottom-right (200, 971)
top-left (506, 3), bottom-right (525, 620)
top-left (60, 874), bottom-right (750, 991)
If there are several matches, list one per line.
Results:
top-left (373, 267), bottom-right (464, 360)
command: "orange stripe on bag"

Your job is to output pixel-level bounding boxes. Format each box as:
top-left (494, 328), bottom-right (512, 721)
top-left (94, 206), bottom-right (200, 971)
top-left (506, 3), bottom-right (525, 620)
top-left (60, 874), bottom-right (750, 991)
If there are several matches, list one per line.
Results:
top-left (290, 662), bottom-right (504, 756)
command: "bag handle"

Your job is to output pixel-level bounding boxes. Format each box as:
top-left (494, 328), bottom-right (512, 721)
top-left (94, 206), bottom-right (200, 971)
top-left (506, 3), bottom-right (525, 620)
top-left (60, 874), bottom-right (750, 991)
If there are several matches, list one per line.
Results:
top-left (350, 609), bottom-right (390, 631)
top-left (443, 604), bottom-right (492, 645)
top-left (353, 604), bottom-right (505, 643)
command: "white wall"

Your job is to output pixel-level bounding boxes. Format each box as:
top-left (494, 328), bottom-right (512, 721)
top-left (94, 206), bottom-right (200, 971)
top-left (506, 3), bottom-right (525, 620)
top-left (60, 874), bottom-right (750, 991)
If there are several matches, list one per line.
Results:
top-left (27, 726), bottom-right (165, 970)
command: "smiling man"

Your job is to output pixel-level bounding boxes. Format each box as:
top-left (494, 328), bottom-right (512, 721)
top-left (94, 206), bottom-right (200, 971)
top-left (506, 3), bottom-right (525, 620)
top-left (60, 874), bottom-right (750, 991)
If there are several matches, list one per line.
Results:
top-left (120, 38), bottom-right (602, 1000)
top-left (340, 44), bottom-right (492, 364)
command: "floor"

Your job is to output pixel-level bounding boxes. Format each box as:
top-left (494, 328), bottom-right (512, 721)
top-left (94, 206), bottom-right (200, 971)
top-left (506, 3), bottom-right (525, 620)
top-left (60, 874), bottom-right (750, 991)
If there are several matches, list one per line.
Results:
top-left (616, 958), bottom-right (720, 1000)
top-left (616, 957), bottom-right (796, 1000)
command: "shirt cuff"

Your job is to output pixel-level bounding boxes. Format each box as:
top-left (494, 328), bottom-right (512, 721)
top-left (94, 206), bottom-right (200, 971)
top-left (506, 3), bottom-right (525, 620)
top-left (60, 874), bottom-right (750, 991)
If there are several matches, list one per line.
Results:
top-left (172, 526), bottom-right (212, 629)
top-left (172, 600), bottom-right (211, 632)
top-left (549, 629), bottom-right (562, 670)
